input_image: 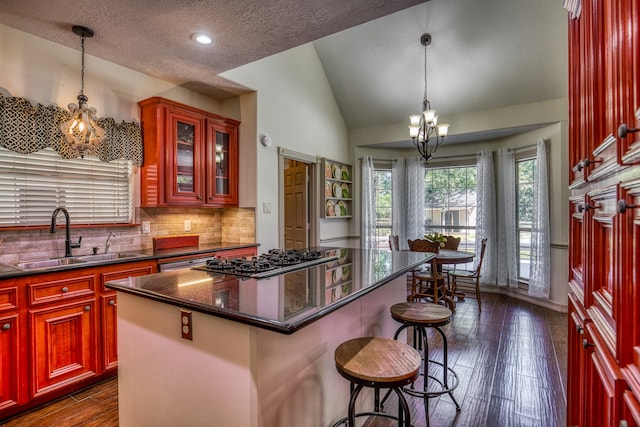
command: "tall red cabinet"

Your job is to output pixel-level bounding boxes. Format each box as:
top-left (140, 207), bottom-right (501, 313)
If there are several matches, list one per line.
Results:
top-left (567, 1), bottom-right (640, 426)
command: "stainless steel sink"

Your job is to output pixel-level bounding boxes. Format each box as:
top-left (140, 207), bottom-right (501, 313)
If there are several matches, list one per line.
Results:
top-left (14, 253), bottom-right (142, 270)
top-left (75, 253), bottom-right (141, 262)
top-left (15, 257), bottom-right (87, 270)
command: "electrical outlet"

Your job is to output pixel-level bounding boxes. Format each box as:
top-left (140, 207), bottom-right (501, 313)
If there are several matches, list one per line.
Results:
top-left (184, 220), bottom-right (191, 231)
top-left (180, 309), bottom-right (193, 340)
top-left (263, 203), bottom-right (271, 213)
top-left (142, 221), bottom-right (151, 234)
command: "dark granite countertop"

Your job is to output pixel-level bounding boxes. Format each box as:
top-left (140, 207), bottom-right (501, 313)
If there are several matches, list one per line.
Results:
top-left (0, 242), bottom-right (259, 279)
top-left (106, 248), bottom-right (434, 334)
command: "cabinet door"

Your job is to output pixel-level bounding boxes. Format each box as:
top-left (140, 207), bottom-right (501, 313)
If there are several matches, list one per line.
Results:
top-left (101, 294), bottom-right (117, 372)
top-left (622, 390), bottom-right (640, 427)
top-left (99, 262), bottom-right (155, 371)
top-left (568, 294), bottom-right (588, 426)
top-left (165, 108), bottom-right (205, 205)
top-left (585, 323), bottom-right (626, 427)
top-left (30, 299), bottom-right (97, 398)
top-left (205, 120), bottom-right (238, 206)
top-left (587, 186), bottom-right (618, 357)
top-left (0, 314), bottom-right (19, 411)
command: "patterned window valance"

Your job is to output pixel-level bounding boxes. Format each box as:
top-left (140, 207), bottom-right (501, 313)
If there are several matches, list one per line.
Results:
top-left (0, 91), bottom-right (143, 166)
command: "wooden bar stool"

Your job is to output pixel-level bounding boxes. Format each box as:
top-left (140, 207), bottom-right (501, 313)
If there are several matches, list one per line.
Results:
top-left (386, 302), bottom-right (461, 427)
top-left (333, 337), bottom-right (421, 427)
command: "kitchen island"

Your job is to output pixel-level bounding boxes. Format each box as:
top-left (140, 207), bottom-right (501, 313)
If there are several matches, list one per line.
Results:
top-left (107, 248), bottom-right (432, 427)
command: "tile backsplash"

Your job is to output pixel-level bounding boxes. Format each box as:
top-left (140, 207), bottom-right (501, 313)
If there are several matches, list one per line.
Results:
top-left (0, 207), bottom-right (256, 265)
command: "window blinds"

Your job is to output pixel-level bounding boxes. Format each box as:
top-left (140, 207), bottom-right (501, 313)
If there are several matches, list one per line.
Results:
top-left (0, 147), bottom-right (132, 226)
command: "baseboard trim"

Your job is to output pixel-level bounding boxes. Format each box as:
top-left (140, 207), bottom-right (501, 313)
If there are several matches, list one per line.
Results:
top-left (480, 285), bottom-right (568, 313)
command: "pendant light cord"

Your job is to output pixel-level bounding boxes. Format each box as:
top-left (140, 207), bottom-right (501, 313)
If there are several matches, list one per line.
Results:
top-left (80, 35), bottom-right (85, 96)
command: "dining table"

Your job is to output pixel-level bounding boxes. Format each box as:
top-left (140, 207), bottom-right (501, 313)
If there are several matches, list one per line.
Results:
top-left (435, 249), bottom-right (475, 266)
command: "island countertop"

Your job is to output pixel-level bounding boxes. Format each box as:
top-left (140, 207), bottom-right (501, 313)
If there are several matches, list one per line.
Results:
top-left (106, 247), bottom-right (433, 334)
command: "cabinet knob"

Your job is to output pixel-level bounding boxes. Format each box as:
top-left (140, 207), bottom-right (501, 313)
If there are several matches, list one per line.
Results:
top-left (618, 200), bottom-right (638, 214)
top-left (61, 286), bottom-right (69, 293)
top-left (576, 324), bottom-right (583, 334)
top-left (618, 123), bottom-right (639, 139)
top-left (582, 339), bottom-right (594, 348)
top-left (2, 323), bottom-right (9, 330)
top-left (84, 305), bottom-right (91, 311)
top-left (109, 300), bottom-right (116, 306)
top-left (577, 203), bottom-right (594, 213)
top-left (620, 421), bottom-right (629, 427)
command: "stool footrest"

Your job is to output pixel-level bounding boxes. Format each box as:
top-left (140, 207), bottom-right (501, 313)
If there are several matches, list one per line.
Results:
top-left (332, 411), bottom-right (417, 427)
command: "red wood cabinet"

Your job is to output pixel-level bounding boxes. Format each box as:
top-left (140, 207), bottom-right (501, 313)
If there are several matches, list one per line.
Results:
top-left (0, 259), bottom-right (156, 420)
top-left (138, 97), bottom-right (240, 208)
top-left (29, 299), bottom-right (97, 398)
top-left (567, 1), bottom-right (640, 426)
top-left (98, 262), bottom-right (156, 372)
top-left (0, 286), bottom-right (19, 412)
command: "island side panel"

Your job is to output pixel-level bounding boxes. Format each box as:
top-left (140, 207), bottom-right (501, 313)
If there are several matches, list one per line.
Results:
top-left (116, 292), bottom-right (254, 427)
top-left (254, 274), bottom-right (407, 427)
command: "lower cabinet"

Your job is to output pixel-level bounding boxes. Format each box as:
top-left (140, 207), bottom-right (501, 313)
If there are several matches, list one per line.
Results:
top-left (101, 294), bottom-right (118, 372)
top-left (622, 391), bottom-right (640, 427)
top-left (0, 259), bottom-right (156, 420)
top-left (0, 313), bottom-right (19, 412)
top-left (29, 299), bottom-right (97, 398)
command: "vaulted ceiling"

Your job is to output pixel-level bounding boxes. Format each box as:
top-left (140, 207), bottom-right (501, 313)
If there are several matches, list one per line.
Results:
top-left (0, 0), bottom-right (568, 142)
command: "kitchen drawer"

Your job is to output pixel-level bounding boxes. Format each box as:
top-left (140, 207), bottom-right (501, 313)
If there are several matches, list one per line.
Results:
top-left (28, 274), bottom-right (95, 307)
top-left (0, 287), bottom-right (18, 313)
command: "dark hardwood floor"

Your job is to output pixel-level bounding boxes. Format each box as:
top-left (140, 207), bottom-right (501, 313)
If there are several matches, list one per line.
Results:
top-left (1, 292), bottom-right (566, 427)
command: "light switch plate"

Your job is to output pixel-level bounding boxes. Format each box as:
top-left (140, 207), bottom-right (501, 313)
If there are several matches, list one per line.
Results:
top-left (263, 203), bottom-right (271, 213)
top-left (142, 221), bottom-right (151, 234)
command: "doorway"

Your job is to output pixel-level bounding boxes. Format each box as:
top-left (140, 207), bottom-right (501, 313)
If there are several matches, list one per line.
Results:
top-left (279, 149), bottom-right (317, 250)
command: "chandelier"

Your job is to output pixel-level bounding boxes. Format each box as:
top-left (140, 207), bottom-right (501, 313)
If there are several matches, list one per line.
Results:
top-left (59, 25), bottom-right (105, 158)
top-left (408, 33), bottom-right (449, 163)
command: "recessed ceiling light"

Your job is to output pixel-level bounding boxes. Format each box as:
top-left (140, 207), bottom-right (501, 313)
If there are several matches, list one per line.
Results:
top-left (191, 33), bottom-right (212, 45)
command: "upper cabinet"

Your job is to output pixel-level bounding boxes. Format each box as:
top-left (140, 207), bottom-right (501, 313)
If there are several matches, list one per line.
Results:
top-left (138, 97), bottom-right (240, 207)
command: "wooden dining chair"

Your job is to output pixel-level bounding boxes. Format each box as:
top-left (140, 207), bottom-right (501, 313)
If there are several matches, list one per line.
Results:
top-left (448, 238), bottom-right (488, 311)
top-left (407, 239), bottom-right (452, 309)
top-left (442, 235), bottom-right (461, 250)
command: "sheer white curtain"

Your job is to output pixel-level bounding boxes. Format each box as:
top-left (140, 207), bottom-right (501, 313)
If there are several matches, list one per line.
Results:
top-left (496, 148), bottom-right (519, 287)
top-left (476, 151), bottom-right (496, 285)
top-left (392, 157), bottom-right (425, 250)
top-left (529, 138), bottom-right (551, 298)
top-left (360, 156), bottom-right (376, 249)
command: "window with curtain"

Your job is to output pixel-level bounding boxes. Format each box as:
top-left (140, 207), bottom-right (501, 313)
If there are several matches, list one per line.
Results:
top-left (0, 147), bottom-right (133, 226)
top-left (516, 157), bottom-right (536, 282)
top-left (373, 168), bottom-right (392, 248)
top-left (424, 165), bottom-right (477, 252)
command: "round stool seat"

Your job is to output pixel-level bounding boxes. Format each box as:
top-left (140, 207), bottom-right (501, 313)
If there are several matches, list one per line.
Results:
top-left (390, 302), bottom-right (451, 327)
top-left (335, 337), bottom-right (421, 387)
top-left (333, 337), bottom-right (421, 426)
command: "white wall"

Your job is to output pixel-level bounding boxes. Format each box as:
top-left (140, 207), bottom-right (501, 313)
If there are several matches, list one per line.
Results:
top-left (221, 44), bottom-right (350, 248)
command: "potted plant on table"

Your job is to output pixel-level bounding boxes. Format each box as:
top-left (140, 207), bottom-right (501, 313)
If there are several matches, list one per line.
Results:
top-left (424, 232), bottom-right (447, 249)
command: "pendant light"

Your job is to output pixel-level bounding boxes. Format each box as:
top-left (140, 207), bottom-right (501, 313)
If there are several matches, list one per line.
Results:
top-left (408, 33), bottom-right (449, 163)
top-left (59, 25), bottom-right (105, 158)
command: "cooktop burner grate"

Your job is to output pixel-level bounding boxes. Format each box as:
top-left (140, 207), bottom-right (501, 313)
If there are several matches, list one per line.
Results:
top-left (194, 249), bottom-right (337, 278)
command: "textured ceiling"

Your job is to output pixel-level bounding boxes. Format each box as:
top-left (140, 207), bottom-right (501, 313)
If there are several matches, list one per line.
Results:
top-left (0, 0), bottom-right (424, 100)
top-left (0, 0), bottom-right (568, 142)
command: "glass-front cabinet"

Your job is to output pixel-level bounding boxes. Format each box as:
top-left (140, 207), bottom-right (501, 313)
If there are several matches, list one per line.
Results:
top-left (166, 109), bottom-right (204, 204)
top-left (205, 120), bottom-right (238, 206)
top-left (138, 97), bottom-right (240, 207)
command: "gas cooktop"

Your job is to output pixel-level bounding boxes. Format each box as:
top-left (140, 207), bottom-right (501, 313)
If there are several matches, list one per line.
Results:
top-left (194, 249), bottom-right (339, 278)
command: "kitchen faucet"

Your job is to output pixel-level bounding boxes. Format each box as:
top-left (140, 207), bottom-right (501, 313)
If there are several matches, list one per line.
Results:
top-left (105, 231), bottom-right (115, 254)
top-left (50, 207), bottom-right (82, 257)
